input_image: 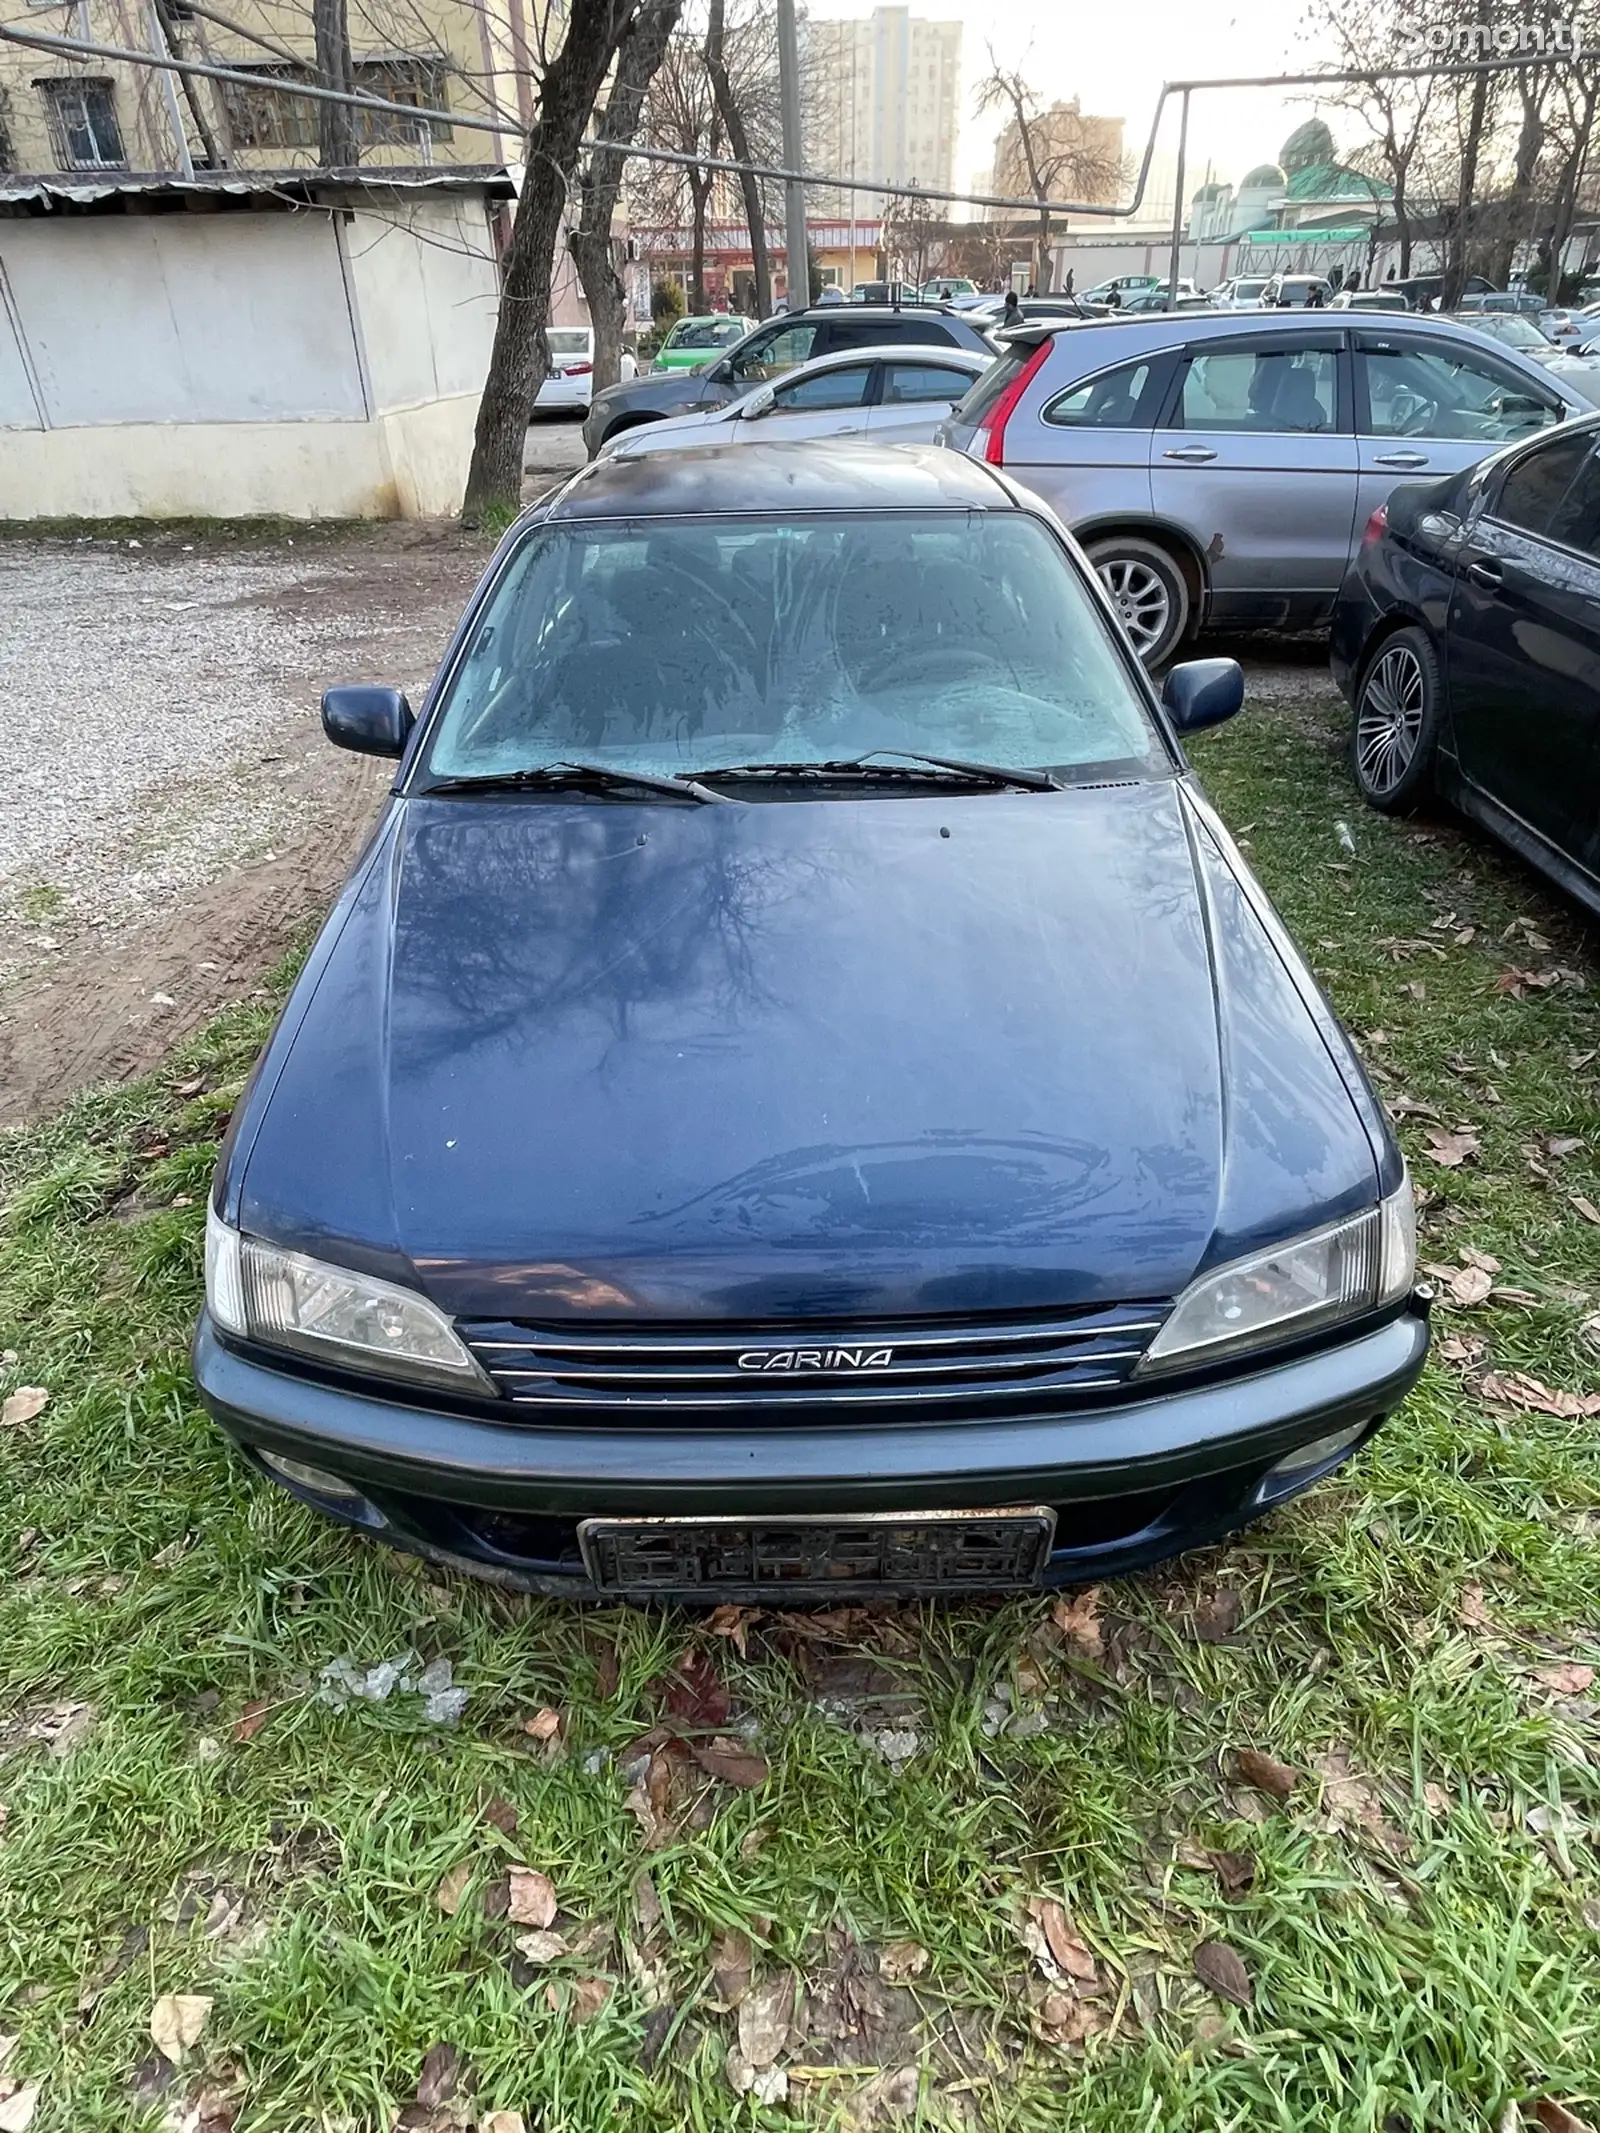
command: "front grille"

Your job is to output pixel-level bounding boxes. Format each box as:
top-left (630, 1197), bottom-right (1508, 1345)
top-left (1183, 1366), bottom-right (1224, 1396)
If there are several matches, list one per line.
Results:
top-left (459, 1304), bottom-right (1167, 1417)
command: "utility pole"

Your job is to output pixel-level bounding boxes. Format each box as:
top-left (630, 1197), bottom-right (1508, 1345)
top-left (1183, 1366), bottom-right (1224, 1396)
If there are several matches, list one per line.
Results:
top-left (776, 0), bottom-right (807, 308)
top-left (1165, 88), bottom-right (1188, 308)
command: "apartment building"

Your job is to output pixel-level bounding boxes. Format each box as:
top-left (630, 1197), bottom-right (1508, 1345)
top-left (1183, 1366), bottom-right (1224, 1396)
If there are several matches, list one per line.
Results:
top-left (806, 6), bottom-right (961, 214)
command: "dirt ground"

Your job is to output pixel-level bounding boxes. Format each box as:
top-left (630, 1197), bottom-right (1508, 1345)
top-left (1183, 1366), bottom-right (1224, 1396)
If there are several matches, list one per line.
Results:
top-left (0, 521), bottom-right (490, 1129)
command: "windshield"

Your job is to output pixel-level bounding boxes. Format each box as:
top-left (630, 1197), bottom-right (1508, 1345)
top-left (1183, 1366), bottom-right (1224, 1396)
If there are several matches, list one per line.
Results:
top-left (1487, 315), bottom-right (1546, 348)
top-left (1235, 281), bottom-right (1269, 299)
top-left (671, 319), bottom-right (745, 349)
top-left (423, 513), bottom-right (1164, 786)
top-left (546, 329), bottom-right (590, 357)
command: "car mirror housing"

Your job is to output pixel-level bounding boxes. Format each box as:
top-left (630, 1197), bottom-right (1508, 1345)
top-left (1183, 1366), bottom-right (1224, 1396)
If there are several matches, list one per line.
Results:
top-left (321, 685), bottom-right (415, 758)
top-left (739, 387), bottom-right (777, 420)
top-left (1161, 659), bottom-right (1244, 735)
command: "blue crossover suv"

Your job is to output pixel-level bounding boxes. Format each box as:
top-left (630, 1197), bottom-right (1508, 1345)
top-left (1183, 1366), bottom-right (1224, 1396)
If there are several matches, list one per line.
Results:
top-left (194, 443), bottom-right (1427, 1600)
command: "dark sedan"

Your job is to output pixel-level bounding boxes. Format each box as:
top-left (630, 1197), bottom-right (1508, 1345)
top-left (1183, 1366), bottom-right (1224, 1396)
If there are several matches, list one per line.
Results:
top-left (196, 444), bottom-right (1425, 1601)
top-left (1332, 413), bottom-right (1600, 913)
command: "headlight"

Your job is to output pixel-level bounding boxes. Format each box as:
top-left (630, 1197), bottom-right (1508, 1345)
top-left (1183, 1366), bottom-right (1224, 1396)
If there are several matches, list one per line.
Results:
top-left (1139, 1174), bottom-right (1415, 1375)
top-left (205, 1207), bottom-right (492, 1394)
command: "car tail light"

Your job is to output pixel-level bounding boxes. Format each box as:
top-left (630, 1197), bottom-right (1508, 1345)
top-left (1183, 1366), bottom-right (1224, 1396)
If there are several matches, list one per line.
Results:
top-left (979, 342), bottom-right (1052, 465)
top-left (566, 362), bottom-right (593, 376)
top-left (1361, 503), bottom-right (1388, 547)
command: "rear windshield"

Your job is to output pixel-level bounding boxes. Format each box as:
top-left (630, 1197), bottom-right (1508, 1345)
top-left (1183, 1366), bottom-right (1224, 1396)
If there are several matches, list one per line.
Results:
top-left (1235, 280), bottom-right (1268, 298)
top-left (949, 346), bottom-right (1036, 427)
top-left (423, 512), bottom-right (1163, 785)
top-left (546, 329), bottom-right (590, 357)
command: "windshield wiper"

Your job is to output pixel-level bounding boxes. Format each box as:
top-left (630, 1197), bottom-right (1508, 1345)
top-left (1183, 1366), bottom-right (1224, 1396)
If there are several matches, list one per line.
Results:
top-left (694, 752), bottom-right (1062, 793)
top-left (424, 760), bottom-right (733, 804)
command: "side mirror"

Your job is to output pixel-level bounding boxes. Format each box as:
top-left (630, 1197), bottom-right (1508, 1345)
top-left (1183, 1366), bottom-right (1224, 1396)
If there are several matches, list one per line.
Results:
top-left (738, 386), bottom-right (777, 420)
top-left (321, 685), bottom-right (415, 758)
top-left (1161, 658), bottom-right (1244, 735)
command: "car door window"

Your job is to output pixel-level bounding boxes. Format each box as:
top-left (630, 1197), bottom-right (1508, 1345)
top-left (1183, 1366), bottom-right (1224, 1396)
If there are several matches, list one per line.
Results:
top-left (880, 361), bottom-right (971, 404)
top-left (1359, 340), bottom-right (1557, 443)
top-left (1175, 347), bottom-right (1337, 433)
top-left (1042, 357), bottom-right (1164, 428)
top-left (727, 323), bottom-right (819, 381)
top-left (825, 318), bottom-right (956, 351)
top-left (771, 363), bottom-right (873, 411)
top-left (1491, 429), bottom-right (1596, 537)
top-left (1545, 448), bottom-right (1600, 554)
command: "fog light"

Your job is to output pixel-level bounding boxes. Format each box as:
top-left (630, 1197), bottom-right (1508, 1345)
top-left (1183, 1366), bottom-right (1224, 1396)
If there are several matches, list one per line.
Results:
top-left (1261, 1422), bottom-right (1368, 1494)
top-left (258, 1450), bottom-right (369, 1507)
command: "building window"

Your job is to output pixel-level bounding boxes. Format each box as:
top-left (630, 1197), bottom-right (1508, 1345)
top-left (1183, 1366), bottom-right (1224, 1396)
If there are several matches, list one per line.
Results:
top-left (221, 56), bottom-right (452, 152)
top-left (37, 76), bottom-right (125, 170)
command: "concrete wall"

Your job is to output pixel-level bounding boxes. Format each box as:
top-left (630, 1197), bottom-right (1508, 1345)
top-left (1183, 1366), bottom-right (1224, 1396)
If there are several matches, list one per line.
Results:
top-left (0, 193), bottom-right (500, 520)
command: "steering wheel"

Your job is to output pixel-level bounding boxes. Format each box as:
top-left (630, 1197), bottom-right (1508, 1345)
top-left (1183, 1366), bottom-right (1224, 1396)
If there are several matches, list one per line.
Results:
top-left (1388, 386), bottom-right (1439, 436)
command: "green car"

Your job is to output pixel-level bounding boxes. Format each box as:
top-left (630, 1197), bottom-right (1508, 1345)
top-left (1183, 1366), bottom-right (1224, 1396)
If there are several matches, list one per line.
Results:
top-left (652, 314), bottom-right (750, 372)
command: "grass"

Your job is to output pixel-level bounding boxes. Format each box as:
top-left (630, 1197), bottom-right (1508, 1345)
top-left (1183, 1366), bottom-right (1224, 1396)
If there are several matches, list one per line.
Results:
top-left (2, 670), bottom-right (1599, 2132)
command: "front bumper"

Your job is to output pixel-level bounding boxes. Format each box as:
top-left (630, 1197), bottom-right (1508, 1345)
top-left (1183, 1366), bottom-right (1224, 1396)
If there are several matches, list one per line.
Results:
top-left (193, 1304), bottom-right (1429, 1596)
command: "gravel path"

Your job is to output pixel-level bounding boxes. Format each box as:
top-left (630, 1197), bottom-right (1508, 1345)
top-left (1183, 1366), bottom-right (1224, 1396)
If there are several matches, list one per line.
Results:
top-left (0, 526), bottom-right (485, 1123)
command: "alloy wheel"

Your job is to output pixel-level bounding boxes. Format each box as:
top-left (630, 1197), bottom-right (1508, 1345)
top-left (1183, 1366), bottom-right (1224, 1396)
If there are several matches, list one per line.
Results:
top-left (1355, 643), bottom-right (1426, 797)
top-left (1096, 556), bottom-right (1172, 658)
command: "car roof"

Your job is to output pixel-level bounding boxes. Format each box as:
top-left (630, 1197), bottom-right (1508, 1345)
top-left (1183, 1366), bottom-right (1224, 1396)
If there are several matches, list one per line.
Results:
top-left (539, 440), bottom-right (1012, 521)
top-left (778, 342), bottom-right (989, 374)
top-left (1004, 308), bottom-right (1562, 359)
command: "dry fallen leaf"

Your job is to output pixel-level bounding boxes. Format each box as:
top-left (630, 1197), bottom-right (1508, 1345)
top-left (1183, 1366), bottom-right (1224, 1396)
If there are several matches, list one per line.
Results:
top-left (1313, 1748), bottom-right (1405, 1853)
top-left (513, 1929), bottom-right (568, 1965)
top-left (435, 1862), bottom-right (473, 1917)
top-left (704, 1604), bottom-right (758, 1657)
top-left (1177, 1845), bottom-right (1256, 1895)
top-left (688, 1737), bottom-right (769, 1790)
top-left (1187, 1588), bottom-right (1244, 1643)
top-left (1529, 1663), bottom-right (1597, 1696)
top-left (1424, 1126), bottom-right (1480, 1169)
top-left (878, 1939), bottom-right (930, 1984)
top-left (483, 1797), bottom-right (519, 1837)
top-left (1027, 1898), bottom-right (1098, 1982)
top-left (1029, 1988), bottom-right (1107, 2050)
top-left (1193, 1940), bottom-right (1253, 2008)
top-left (520, 1707), bottom-right (563, 1742)
top-left (666, 1647), bottom-right (731, 1728)
top-left (736, 1974), bottom-right (796, 2068)
top-left (1529, 2103), bottom-right (1596, 2133)
top-left (571, 1975), bottom-right (612, 2025)
top-left (232, 1701), bottom-right (269, 1746)
top-left (416, 2042), bottom-right (462, 2109)
top-left (0, 1389), bottom-right (48, 1430)
top-left (1049, 1586), bottom-right (1103, 1657)
top-left (1571, 1196), bottom-right (1600, 1228)
top-left (1449, 1265), bottom-right (1495, 1307)
top-left (712, 1928), bottom-right (753, 2007)
top-left (150, 1994), bottom-right (212, 2065)
top-left (1480, 1371), bottom-right (1600, 1420)
top-left (1460, 1584), bottom-right (1492, 1628)
top-left (633, 1872), bottom-right (664, 1940)
top-left (479, 2115), bottom-right (527, 2133)
top-left (0, 2084), bottom-right (40, 2133)
top-left (1229, 1747), bottom-right (1297, 1800)
top-left (507, 1868), bottom-right (558, 1929)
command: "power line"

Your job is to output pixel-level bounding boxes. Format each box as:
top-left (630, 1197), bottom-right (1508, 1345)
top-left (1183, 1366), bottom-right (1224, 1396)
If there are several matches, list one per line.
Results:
top-left (1, 20), bottom-right (1594, 222)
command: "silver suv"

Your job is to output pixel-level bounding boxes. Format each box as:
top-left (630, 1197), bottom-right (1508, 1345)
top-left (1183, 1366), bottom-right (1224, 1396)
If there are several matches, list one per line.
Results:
top-left (938, 310), bottom-right (1588, 662)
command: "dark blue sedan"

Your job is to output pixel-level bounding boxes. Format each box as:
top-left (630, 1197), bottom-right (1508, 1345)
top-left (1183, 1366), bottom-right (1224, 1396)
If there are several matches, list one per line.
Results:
top-left (196, 443), bottom-right (1426, 1599)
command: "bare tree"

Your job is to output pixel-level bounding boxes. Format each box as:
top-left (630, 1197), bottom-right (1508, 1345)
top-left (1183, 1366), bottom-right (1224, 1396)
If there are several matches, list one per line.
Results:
top-left (634, 27), bottom-right (722, 309)
top-left (973, 59), bottom-right (1125, 292)
top-left (571, 0), bottom-right (684, 391)
top-left (462, 0), bottom-right (639, 522)
top-left (1543, 48), bottom-right (1600, 292)
top-left (703, 0), bottom-right (771, 315)
top-left (1297, 0), bottom-right (1442, 276)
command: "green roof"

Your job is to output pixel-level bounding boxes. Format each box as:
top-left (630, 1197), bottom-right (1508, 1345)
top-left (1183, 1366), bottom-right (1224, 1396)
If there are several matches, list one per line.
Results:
top-left (1284, 161), bottom-right (1392, 202)
top-left (1241, 164), bottom-right (1284, 189)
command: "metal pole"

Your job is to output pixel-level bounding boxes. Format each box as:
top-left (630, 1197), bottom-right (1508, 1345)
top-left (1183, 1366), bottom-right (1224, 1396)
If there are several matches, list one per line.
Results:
top-left (148, 0), bottom-right (194, 180)
top-left (776, 0), bottom-right (807, 309)
top-left (1165, 88), bottom-right (1188, 308)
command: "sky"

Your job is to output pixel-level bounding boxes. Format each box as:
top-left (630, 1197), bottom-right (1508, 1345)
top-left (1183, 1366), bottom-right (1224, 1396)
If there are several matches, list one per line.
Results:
top-left (801, 0), bottom-right (1338, 216)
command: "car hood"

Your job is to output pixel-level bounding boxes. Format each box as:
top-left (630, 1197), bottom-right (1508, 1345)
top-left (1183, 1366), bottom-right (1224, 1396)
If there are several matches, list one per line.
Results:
top-left (593, 369), bottom-right (734, 420)
top-left (234, 782), bottom-right (1383, 1324)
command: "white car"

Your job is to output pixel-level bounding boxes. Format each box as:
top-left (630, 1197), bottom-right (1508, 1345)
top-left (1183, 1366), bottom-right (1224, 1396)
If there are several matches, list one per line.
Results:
top-left (599, 343), bottom-right (992, 458)
top-left (534, 328), bottom-right (636, 414)
top-left (1210, 275), bottom-right (1271, 311)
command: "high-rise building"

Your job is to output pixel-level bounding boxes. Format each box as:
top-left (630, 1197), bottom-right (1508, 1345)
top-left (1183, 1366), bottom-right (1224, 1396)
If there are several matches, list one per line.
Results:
top-left (806, 7), bottom-right (962, 215)
top-left (984, 100), bottom-right (1125, 214)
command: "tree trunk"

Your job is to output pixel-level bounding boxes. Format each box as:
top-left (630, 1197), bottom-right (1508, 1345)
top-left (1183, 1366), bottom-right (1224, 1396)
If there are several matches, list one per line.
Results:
top-left (1490, 75), bottom-right (1547, 286)
top-left (572, 0), bottom-right (684, 391)
top-left (154, 0), bottom-right (223, 166)
top-left (312, 0), bottom-right (355, 166)
top-left (704, 0), bottom-right (771, 317)
top-left (689, 168), bottom-right (712, 310)
top-left (1441, 6), bottom-right (1493, 308)
top-left (462, 0), bottom-right (638, 523)
top-left (1548, 82), bottom-right (1599, 300)
top-left (1035, 206), bottom-right (1051, 292)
